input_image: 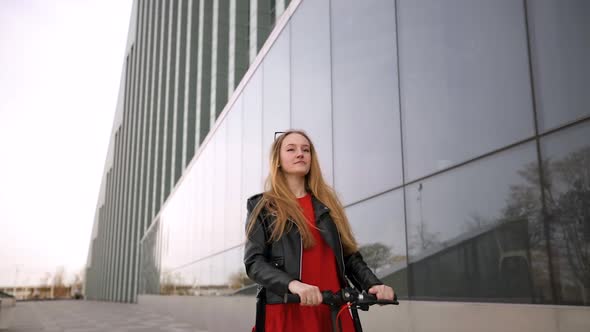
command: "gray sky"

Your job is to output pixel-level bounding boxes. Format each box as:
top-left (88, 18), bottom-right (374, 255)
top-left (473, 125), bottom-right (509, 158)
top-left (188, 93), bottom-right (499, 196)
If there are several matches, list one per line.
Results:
top-left (0, 0), bottom-right (133, 287)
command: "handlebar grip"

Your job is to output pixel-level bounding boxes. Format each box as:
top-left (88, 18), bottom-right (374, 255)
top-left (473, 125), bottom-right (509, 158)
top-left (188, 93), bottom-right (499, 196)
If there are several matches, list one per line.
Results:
top-left (361, 292), bottom-right (399, 305)
top-left (283, 293), bottom-right (301, 303)
top-left (284, 291), bottom-right (337, 305)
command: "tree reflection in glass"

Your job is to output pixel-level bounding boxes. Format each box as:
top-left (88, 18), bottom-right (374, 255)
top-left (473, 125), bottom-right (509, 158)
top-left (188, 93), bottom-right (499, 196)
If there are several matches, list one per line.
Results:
top-left (406, 142), bottom-right (549, 302)
top-left (503, 145), bottom-right (589, 304)
top-left (545, 146), bottom-right (589, 304)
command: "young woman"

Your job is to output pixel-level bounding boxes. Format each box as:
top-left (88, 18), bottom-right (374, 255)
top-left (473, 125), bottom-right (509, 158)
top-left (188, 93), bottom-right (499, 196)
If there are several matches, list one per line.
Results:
top-left (244, 130), bottom-right (395, 332)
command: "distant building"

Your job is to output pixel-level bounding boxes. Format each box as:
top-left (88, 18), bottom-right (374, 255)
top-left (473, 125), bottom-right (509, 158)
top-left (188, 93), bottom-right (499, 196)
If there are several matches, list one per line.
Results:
top-left (0, 286), bottom-right (70, 300)
top-left (84, 0), bottom-right (289, 303)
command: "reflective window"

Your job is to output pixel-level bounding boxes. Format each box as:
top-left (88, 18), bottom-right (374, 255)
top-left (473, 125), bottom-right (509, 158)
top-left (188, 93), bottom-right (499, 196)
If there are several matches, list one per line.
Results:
top-left (213, 0), bottom-right (229, 119)
top-left (165, 0), bottom-right (179, 196)
top-left (157, 246), bottom-right (248, 296)
top-left (159, 191), bottom-right (190, 271)
top-left (225, 97), bottom-right (245, 247)
top-left (192, 159), bottom-right (205, 264)
top-left (196, 158), bottom-right (207, 260)
top-left (201, 145), bottom-right (214, 258)
top-left (241, 69), bottom-right (264, 203)
top-left (290, 0), bottom-right (334, 185)
top-left (225, 247), bottom-right (251, 295)
top-left (185, 169), bottom-right (197, 265)
top-left (345, 190), bottom-right (408, 297)
top-left (261, 24), bottom-right (291, 178)
top-left (331, 0), bottom-right (403, 205)
top-left (164, 161), bottom-right (203, 269)
top-left (139, 219), bottom-right (161, 295)
top-left (233, 0), bottom-right (250, 89)
top-left (174, 0), bottom-right (188, 183)
top-left (528, 0), bottom-right (590, 132)
top-left (186, 0), bottom-right (199, 164)
top-left (254, 0), bottom-right (273, 55)
top-left (398, 0), bottom-right (535, 181)
top-left (160, 262), bottom-right (197, 296)
top-left (198, 0), bottom-right (213, 144)
top-left (212, 122), bottom-right (228, 254)
top-left (405, 142), bottom-right (552, 303)
top-left (540, 120), bottom-right (590, 305)
top-left (162, 144), bottom-right (217, 267)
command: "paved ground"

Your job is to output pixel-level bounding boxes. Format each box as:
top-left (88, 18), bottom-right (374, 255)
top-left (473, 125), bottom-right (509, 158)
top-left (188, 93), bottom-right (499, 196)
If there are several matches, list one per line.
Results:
top-left (5, 300), bottom-right (207, 332)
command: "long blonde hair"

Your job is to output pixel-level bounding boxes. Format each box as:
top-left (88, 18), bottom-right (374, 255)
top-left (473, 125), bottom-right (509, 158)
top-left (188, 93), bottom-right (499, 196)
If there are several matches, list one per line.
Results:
top-left (246, 130), bottom-right (358, 255)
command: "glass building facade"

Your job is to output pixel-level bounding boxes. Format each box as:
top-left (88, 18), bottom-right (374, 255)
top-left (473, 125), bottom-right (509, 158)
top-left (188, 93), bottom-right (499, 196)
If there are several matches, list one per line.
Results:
top-left (87, 0), bottom-right (590, 330)
top-left (85, 0), bottom-right (291, 303)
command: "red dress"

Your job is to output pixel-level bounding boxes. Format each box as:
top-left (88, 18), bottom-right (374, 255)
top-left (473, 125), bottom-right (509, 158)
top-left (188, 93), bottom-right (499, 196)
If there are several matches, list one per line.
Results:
top-left (262, 194), bottom-right (355, 332)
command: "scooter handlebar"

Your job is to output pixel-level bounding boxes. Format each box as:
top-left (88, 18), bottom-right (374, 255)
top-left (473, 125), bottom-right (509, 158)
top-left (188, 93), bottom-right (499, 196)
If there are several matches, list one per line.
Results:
top-left (283, 289), bottom-right (399, 306)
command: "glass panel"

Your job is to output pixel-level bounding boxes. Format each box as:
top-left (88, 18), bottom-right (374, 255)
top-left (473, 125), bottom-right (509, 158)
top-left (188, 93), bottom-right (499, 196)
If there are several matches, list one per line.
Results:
top-left (186, 0), bottom-right (199, 164)
top-left (540, 120), bottom-right (590, 305)
top-left (234, 0), bottom-right (250, 88)
top-left (159, 213), bottom-right (172, 272)
top-left (194, 158), bottom-right (206, 263)
top-left (528, 0), bottom-right (590, 132)
top-left (331, 0), bottom-right (402, 205)
top-left (225, 97), bottom-right (244, 247)
top-left (164, 0), bottom-right (179, 197)
top-left (159, 164), bottom-right (198, 271)
top-left (290, 0), bottom-right (334, 185)
top-left (160, 201), bottom-right (181, 271)
top-left (256, 0), bottom-right (273, 53)
top-left (345, 189), bottom-right (408, 297)
top-left (213, 0), bottom-right (230, 118)
top-left (212, 122), bottom-right (227, 254)
top-left (139, 219), bottom-right (161, 295)
top-left (161, 144), bottom-right (214, 269)
top-left (202, 144), bottom-right (214, 258)
top-left (406, 142), bottom-right (552, 303)
top-left (160, 260), bottom-right (198, 296)
top-left (186, 167), bottom-right (197, 264)
top-left (158, 246), bottom-right (249, 296)
top-left (198, 0), bottom-right (213, 143)
top-left (261, 24), bottom-right (290, 178)
top-left (174, 0), bottom-right (188, 182)
top-left (241, 69), bottom-right (264, 208)
top-left (227, 246), bottom-right (252, 294)
top-left (398, 0), bottom-right (535, 181)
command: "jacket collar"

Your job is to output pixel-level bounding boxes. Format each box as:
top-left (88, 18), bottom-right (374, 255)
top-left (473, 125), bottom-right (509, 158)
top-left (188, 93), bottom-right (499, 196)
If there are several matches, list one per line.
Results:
top-left (250, 192), bottom-right (331, 221)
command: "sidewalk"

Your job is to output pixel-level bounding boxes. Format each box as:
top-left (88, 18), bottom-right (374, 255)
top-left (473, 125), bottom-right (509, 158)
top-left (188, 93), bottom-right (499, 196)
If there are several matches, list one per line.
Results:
top-left (6, 300), bottom-right (207, 332)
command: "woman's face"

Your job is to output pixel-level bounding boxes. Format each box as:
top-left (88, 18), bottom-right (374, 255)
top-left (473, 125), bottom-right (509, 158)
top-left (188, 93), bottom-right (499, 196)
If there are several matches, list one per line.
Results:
top-left (279, 133), bottom-right (311, 177)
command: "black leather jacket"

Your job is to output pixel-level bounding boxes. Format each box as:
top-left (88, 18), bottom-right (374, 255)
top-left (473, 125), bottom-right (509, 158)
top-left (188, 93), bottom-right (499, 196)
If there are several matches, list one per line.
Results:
top-left (243, 193), bottom-right (383, 305)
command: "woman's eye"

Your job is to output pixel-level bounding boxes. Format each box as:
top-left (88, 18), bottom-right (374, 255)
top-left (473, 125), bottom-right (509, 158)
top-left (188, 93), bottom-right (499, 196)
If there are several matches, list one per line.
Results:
top-left (287, 149), bottom-right (294, 152)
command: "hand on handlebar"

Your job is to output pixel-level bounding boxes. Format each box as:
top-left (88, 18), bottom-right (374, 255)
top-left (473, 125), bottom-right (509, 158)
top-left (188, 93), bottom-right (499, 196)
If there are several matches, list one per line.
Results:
top-left (368, 284), bottom-right (395, 301)
top-left (288, 280), bottom-right (322, 306)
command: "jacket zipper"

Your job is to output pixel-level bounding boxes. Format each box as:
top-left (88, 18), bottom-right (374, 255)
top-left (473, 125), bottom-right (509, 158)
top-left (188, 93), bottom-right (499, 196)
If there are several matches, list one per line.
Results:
top-left (319, 207), bottom-right (346, 282)
top-left (299, 237), bottom-right (303, 280)
top-left (336, 227), bottom-right (346, 280)
top-left (290, 217), bottom-right (303, 280)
